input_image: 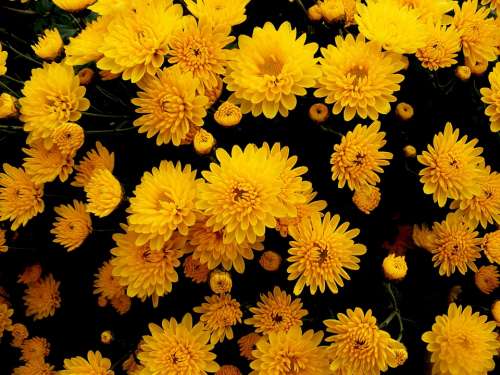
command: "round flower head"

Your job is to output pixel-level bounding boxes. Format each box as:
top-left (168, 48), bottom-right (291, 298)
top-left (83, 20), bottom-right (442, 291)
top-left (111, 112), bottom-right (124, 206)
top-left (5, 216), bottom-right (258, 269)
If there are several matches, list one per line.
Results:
top-left (0, 303), bottom-right (13, 338)
top-left (132, 67), bottom-right (208, 146)
top-left (209, 270), bottom-right (232, 294)
top-left (238, 332), bottom-right (261, 361)
top-left (23, 274), bottom-right (61, 320)
top-left (65, 17), bottom-right (111, 66)
top-left (52, 0), bottom-right (95, 12)
top-left (287, 212), bottom-right (367, 295)
top-left (97, 0), bottom-right (183, 82)
top-left (0, 164), bottom-right (44, 231)
top-left (214, 101), bottom-right (242, 127)
top-left (51, 200), bottom-right (92, 251)
top-left (224, 22), bottom-right (320, 119)
top-left (84, 169), bottom-right (122, 218)
top-left (416, 23), bottom-right (461, 71)
top-left (19, 63), bottom-right (90, 145)
top-left (0, 45), bottom-right (7, 76)
top-left (0, 92), bottom-right (17, 119)
top-left (127, 161), bottom-right (200, 250)
top-left (32, 28), bottom-right (63, 60)
top-left (93, 261), bottom-right (125, 300)
top-left (18, 264), bottom-right (42, 285)
top-left (194, 129), bottom-right (216, 155)
top-left (315, 34), bottom-right (405, 121)
top-left (22, 140), bottom-right (74, 184)
top-left (0, 228), bottom-right (7, 253)
top-left (185, 0), bottom-right (250, 28)
top-left (417, 122), bottom-right (485, 207)
top-left (110, 294), bottom-right (131, 315)
top-left (193, 294), bottom-right (242, 344)
top-left (21, 337), bottom-right (50, 362)
top-left (482, 230), bottom-right (500, 264)
top-left (138, 313), bottom-right (219, 373)
top-left (13, 359), bottom-right (55, 375)
top-left (61, 351), bottom-right (113, 375)
top-left (72, 142), bottom-right (114, 188)
top-left (183, 255), bottom-right (210, 283)
top-left (249, 326), bottom-right (330, 375)
top-left (382, 253), bottom-right (408, 281)
top-left (481, 61), bottom-right (500, 133)
top-left (309, 103), bottom-right (329, 123)
top-left (422, 303), bottom-right (500, 375)
top-left (331, 121), bottom-right (393, 191)
top-left (217, 365), bottom-right (241, 375)
top-left (475, 265), bottom-right (500, 294)
top-left (10, 323), bottom-right (29, 348)
top-left (352, 184), bottom-right (381, 214)
top-left (259, 250), bottom-right (282, 271)
top-left (51, 123), bottom-right (84, 157)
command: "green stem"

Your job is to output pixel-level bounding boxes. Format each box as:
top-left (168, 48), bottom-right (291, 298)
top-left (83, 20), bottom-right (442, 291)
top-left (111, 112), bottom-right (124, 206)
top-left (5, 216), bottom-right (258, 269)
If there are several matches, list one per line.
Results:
top-left (294, 0), bottom-right (308, 15)
top-left (385, 282), bottom-right (404, 341)
top-left (0, 28), bottom-right (28, 45)
top-left (0, 80), bottom-right (20, 98)
top-left (3, 74), bottom-right (24, 85)
top-left (319, 124), bottom-right (344, 138)
top-left (85, 127), bottom-right (135, 134)
top-left (95, 85), bottom-right (128, 108)
top-left (82, 112), bottom-right (130, 119)
top-left (0, 124), bottom-right (22, 130)
top-left (4, 43), bottom-right (42, 65)
top-left (379, 310), bottom-right (397, 328)
top-left (1, 6), bottom-right (36, 15)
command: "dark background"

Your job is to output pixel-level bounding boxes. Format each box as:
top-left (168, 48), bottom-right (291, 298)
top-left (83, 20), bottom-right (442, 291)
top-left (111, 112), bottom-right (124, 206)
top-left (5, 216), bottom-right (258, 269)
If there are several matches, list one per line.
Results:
top-left (0, 0), bottom-right (499, 373)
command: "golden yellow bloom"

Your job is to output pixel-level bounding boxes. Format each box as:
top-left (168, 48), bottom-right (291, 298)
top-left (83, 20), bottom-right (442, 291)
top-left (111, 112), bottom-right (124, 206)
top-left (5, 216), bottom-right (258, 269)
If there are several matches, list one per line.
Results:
top-left (238, 332), bottom-right (261, 361)
top-left (482, 230), bottom-right (500, 264)
top-left (225, 22), bottom-right (320, 119)
top-left (245, 286), bottom-right (307, 335)
top-left (77, 67), bottom-right (94, 85)
top-left (0, 164), bottom-right (44, 231)
top-left (249, 326), bottom-right (329, 375)
top-left (331, 121), bottom-right (393, 191)
top-left (395, 102), bottom-right (414, 120)
top-left (308, 4), bottom-right (323, 22)
top-left (422, 303), bottom-right (500, 375)
top-left (481, 61), bottom-right (500, 133)
top-left (0, 44), bottom-right (7, 76)
top-left (61, 351), bottom-right (113, 375)
top-left (23, 141), bottom-right (74, 184)
top-left (185, 0), bottom-right (250, 28)
top-left (209, 270), bottom-right (232, 294)
top-left (50, 122), bottom-right (84, 157)
top-left (13, 359), bottom-right (55, 375)
top-left (183, 255), bottom-right (210, 283)
top-left (100, 330), bottom-right (113, 344)
top-left (455, 65), bottom-right (472, 81)
top-left (21, 337), bottom-right (50, 362)
top-left (194, 294), bottom-right (242, 344)
top-left (52, 0), bottom-right (95, 12)
top-left (51, 200), bottom-right (92, 251)
top-left (216, 365), bottom-right (241, 375)
top-left (138, 313), bottom-right (220, 373)
top-left (110, 294), bottom-right (131, 315)
top-left (65, 17), bottom-right (111, 66)
top-left (93, 261), bottom-right (125, 300)
top-left (18, 263), bottom-right (42, 285)
top-left (308, 103), bottom-right (329, 123)
top-left (467, 57), bottom-right (489, 76)
top-left (352, 184), bottom-right (381, 214)
top-left (214, 102), bottom-right (242, 127)
top-left (23, 274), bottom-right (61, 320)
top-left (492, 300), bottom-right (500, 324)
top-left (288, 212), bottom-right (367, 295)
top-left (194, 129), bottom-right (215, 155)
top-left (32, 28), bottom-right (63, 60)
top-left (382, 253), bottom-right (408, 281)
top-left (396, 0), bottom-right (455, 21)
top-left (417, 122), bottom-right (485, 207)
top-left (132, 67), bottom-right (208, 146)
top-left (0, 228), bottom-right (7, 253)
top-left (475, 265), bottom-right (500, 294)
top-left (97, 1), bottom-right (183, 83)
top-left (0, 93), bottom-right (17, 118)
top-left (20, 63), bottom-right (90, 145)
top-left (0, 303), bottom-right (13, 338)
top-left (403, 145), bottom-right (417, 158)
top-left (315, 34), bottom-right (405, 121)
top-left (416, 23), bottom-right (461, 71)
top-left (84, 168), bottom-right (122, 217)
top-left (318, 0), bottom-right (346, 23)
top-left (259, 250), bottom-right (282, 271)
top-left (72, 141), bottom-right (114, 188)
top-left (9, 323), bottom-right (29, 348)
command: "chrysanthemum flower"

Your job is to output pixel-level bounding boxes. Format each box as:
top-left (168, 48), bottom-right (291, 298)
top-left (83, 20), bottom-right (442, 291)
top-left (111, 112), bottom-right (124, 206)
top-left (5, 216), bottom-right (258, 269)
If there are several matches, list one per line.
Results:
top-left (183, 255), bottom-right (210, 283)
top-left (396, 0), bottom-right (455, 21)
top-left (324, 307), bottom-right (405, 374)
top-left (0, 228), bottom-right (7, 253)
top-left (61, 351), bottom-right (113, 375)
top-left (481, 61), bottom-right (500, 133)
top-left (185, 0), bottom-right (250, 28)
top-left (51, 200), bottom-right (92, 251)
top-left (0, 45), bottom-right (7, 76)
top-left (13, 359), bottom-right (55, 375)
top-left (209, 270), bottom-right (232, 294)
top-left (127, 161), bottom-right (199, 250)
top-left (492, 300), bottom-right (500, 324)
top-left (249, 326), bottom-right (330, 375)
top-left (217, 365), bottom-right (241, 375)
top-left (97, 0), bottom-right (183, 83)
top-left (382, 253), bottom-right (408, 281)
top-left (20, 337), bottom-right (50, 362)
top-left (422, 304), bottom-right (500, 375)
top-left (475, 265), bottom-right (500, 294)
top-left (315, 34), bottom-right (405, 121)
top-left (482, 230), bottom-right (500, 264)
top-left (0, 92), bottom-right (17, 119)
top-left (71, 141), bottom-right (114, 188)
top-left (0, 303), bottom-right (13, 338)
top-left (32, 28), bottom-right (63, 60)
top-left (20, 63), bottom-right (90, 145)
top-left (50, 122), bottom-right (84, 157)
top-left (132, 67), bottom-right (208, 146)
top-left (84, 169), bottom-right (122, 217)
top-left (18, 264), bottom-right (42, 285)
top-left (224, 22), bottom-right (320, 119)
top-left (417, 122), bottom-right (485, 207)
top-left (416, 23), bottom-right (461, 71)
top-left (52, 0), bottom-right (95, 12)
top-left (138, 313), bottom-right (220, 373)
top-left (238, 332), bottom-right (261, 361)
top-left (23, 274), bottom-right (61, 320)
top-left (259, 250), bottom-right (282, 271)
top-left (65, 17), bottom-right (111, 66)
top-left (110, 294), bottom-right (131, 315)
top-left (214, 102), bottom-right (242, 127)
top-left (93, 261), bottom-right (124, 301)
top-left (0, 164), bottom-right (44, 230)
top-left (193, 294), bottom-right (242, 344)
top-left (352, 184), bottom-right (381, 214)
top-left (330, 121), bottom-right (393, 191)
top-left (287, 212), bottom-right (367, 295)
top-left (245, 286), bottom-right (308, 335)
top-left (23, 141), bottom-right (74, 184)
top-left (9, 323), bottom-right (29, 348)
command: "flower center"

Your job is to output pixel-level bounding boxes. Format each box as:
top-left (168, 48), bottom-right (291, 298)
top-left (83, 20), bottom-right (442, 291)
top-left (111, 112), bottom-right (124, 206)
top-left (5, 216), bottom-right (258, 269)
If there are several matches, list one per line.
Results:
top-left (46, 94), bottom-right (73, 121)
top-left (347, 65), bottom-right (369, 87)
top-left (259, 55), bottom-right (284, 77)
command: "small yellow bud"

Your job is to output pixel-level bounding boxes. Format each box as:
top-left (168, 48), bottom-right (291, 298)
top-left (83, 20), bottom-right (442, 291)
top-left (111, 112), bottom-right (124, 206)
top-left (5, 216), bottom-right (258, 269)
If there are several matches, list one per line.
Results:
top-left (214, 102), bottom-right (242, 127)
top-left (0, 93), bottom-right (17, 119)
top-left (403, 145), bottom-right (416, 158)
top-left (97, 295), bottom-right (108, 307)
top-left (382, 253), bottom-right (408, 281)
top-left (466, 58), bottom-right (488, 76)
top-left (78, 68), bottom-right (95, 86)
top-left (100, 330), bottom-right (113, 344)
top-left (474, 265), bottom-right (499, 295)
top-left (455, 66), bottom-right (471, 81)
top-left (307, 5), bottom-right (323, 22)
top-left (395, 102), bottom-right (414, 121)
top-left (209, 270), bottom-right (232, 294)
top-left (308, 103), bottom-right (329, 123)
top-left (259, 250), bottom-right (282, 272)
top-left (194, 129), bottom-right (215, 155)
top-left (352, 184), bottom-right (381, 214)
top-left (491, 300), bottom-right (500, 325)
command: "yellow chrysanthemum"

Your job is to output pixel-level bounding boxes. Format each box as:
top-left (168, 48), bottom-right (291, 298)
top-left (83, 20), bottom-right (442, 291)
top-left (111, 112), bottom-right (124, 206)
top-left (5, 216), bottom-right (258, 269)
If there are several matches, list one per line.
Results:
top-left (216, 365), bottom-right (241, 375)
top-left (32, 28), bottom-right (63, 60)
top-left (19, 63), bottom-right (90, 145)
top-left (287, 212), bottom-right (367, 295)
top-left (330, 121), bottom-right (393, 191)
top-left (214, 102), bottom-right (242, 127)
top-left (22, 140), bottom-right (74, 184)
top-left (324, 307), bottom-right (405, 374)
top-left (23, 274), bottom-right (61, 320)
top-left (193, 294), bottom-right (242, 344)
top-left (65, 17), bottom-right (111, 66)
top-left (71, 141), bottom-right (114, 188)
top-left (315, 34), bottom-right (405, 121)
top-left (482, 230), bottom-right (500, 264)
top-left (93, 261), bottom-right (125, 300)
top-left (127, 161), bottom-right (199, 250)
top-left (352, 184), bottom-right (381, 214)
top-left (249, 326), bottom-right (330, 375)
top-left (382, 253), bottom-right (408, 281)
top-left (238, 332), bottom-right (261, 361)
top-left (492, 300), bottom-right (500, 324)
top-left (0, 44), bottom-right (7, 76)
top-left (21, 337), bottom-right (50, 362)
top-left (84, 168), bottom-right (122, 217)
top-left (132, 67), bottom-right (208, 146)
top-left (52, 0), bottom-right (95, 12)
top-left (61, 351), bottom-right (113, 375)
top-left (422, 303), bottom-right (500, 375)
top-left (185, 0), bottom-right (250, 28)
top-left (183, 255), bottom-right (210, 283)
top-left (356, 0), bottom-right (427, 54)
top-left (50, 122), bottom-right (84, 157)
top-left (0, 164), bottom-right (44, 230)
top-left (475, 265), bottom-right (500, 294)
top-left (396, 0), bottom-right (455, 21)
top-left (51, 200), bottom-right (92, 251)
top-left (209, 270), bottom-right (232, 294)
top-left (18, 264), bottom-right (42, 285)
top-left (9, 323), bottom-right (29, 348)
top-left (224, 22), bottom-right (320, 119)
top-left (0, 228), bottom-right (7, 253)
top-left (417, 122), bottom-right (485, 207)
top-left (0, 92), bottom-right (17, 119)
top-left (245, 286), bottom-right (308, 335)
top-left (416, 23), bottom-right (461, 71)
top-left (13, 359), bottom-right (55, 375)
top-left (481, 61), bottom-right (500, 133)
top-left (97, 0), bottom-right (183, 83)
top-left (0, 303), bottom-right (13, 338)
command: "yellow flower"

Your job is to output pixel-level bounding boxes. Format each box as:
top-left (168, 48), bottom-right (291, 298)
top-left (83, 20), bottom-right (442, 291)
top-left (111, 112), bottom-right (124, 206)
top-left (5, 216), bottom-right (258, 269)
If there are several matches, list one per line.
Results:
top-left (331, 121), bottom-right (393, 191)
top-left (396, 0), bottom-right (455, 21)
top-left (193, 294), bottom-right (242, 344)
top-left (287, 212), bottom-right (367, 295)
top-left (88, 0), bottom-right (132, 15)
top-left (50, 122), bottom-right (84, 157)
top-left (0, 44), bottom-right (7, 76)
top-left (209, 270), bottom-right (232, 294)
top-left (403, 145), bottom-right (417, 158)
top-left (315, 34), bottom-right (405, 121)
top-left (61, 351), bottom-right (113, 375)
top-left (0, 93), bottom-right (17, 118)
top-left (93, 261), bottom-right (125, 300)
top-left (352, 184), bottom-right (381, 214)
top-left (214, 101), bottom-right (242, 127)
top-left (318, 0), bottom-right (347, 24)
top-left (127, 161), bottom-right (199, 250)
top-left (100, 330), bottom-right (113, 344)
top-left (259, 250), bottom-right (282, 271)
top-left (324, 307), bottom-right (405, 374)
top-left (138, 313), bottom-right (220, 373)
top-left (238, 332), bottom-right (261, 360)
top-left (18, 264), bottom-right (42, 285)
top-left (132, 67), bottom-right (208, 146)
top-left (19, 63), bottom-right (90, 145)
top-left (21, 336), bottom-right (50, 362)
top-left (32, 28), bottom-right (63, 60)
top-left (110, 294), bottom-right (131, 315)
top-left (308, 103), bottom-right (329, 123)
top-left (13, 359), bottom-right (55, 375)
top-left (52, 0), bottom-right (95, 12)
top-left (23, 274), bottom-right (61, 320)
top-left (466, 57), bottom-right (489, 76)
top-left (0, 303), bottom-right (13, 338)
top-left (183, 255), bottom-right (210, 283)
top-left (395, 102), bottom-right (414, 120)
top-left (416, 23), bottom-right (461, 71)
top-left (482, 230), bottom-right (500, 264)
top-left (382, 253), bottom-right (408, 281)
top-left (481, 61), bottom-right (500, 133)
top-left (249, 326), bottom-right (330, 375)
top-left (97, 1), bottom-right (183, 83)
top-left (0, 164), bottom-right (44, 231)
top-left (185, 0), bottom-right (250, 28)
top-left (84, 169), bottom-right (122, 217)
top-left (422, 303), bottom-right (500, 375)
top-left (475, 265), bottom-right (500, 294)
top-left (245, 286), bottom-right (308, 335)
top-left (51, 200), bottom-right (92, 251)
top-left (23, 141), bottom-right (74, 184)
top-left (492, 300), bottom-right (500, 324)
top-left (417, 122), bottom-right (485, 207)
top-left (72, 141), bottom-right (114, 188)
top-left (224, 22), bottom-right (320, 119)
top-left (65, 17), bottom-right (111, 66)
top-left (356, 0), bottom-right (427, 54)
top-left (216, 365), bottom-right (241, 375)
top-left (0, 228), bottom-right (7, 253)
top-left (194, 129), bottom-right (215, 155)
top-left (9, 323), bottom-right (29, 348)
